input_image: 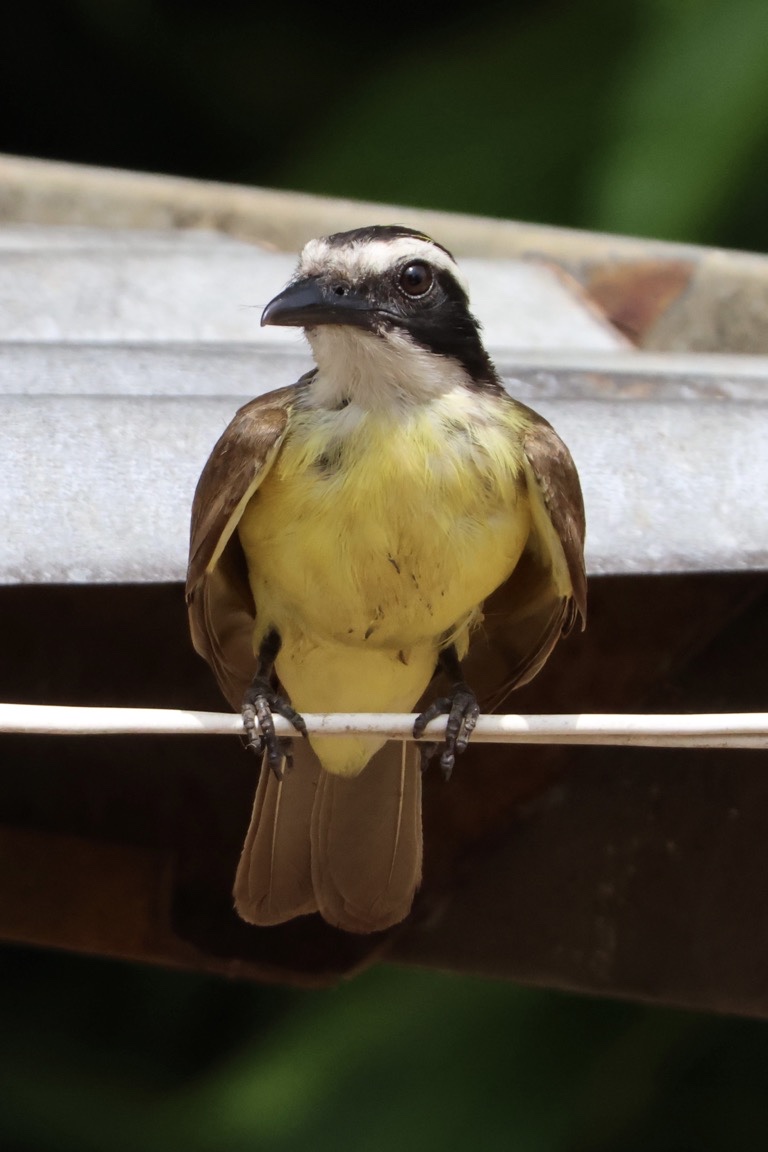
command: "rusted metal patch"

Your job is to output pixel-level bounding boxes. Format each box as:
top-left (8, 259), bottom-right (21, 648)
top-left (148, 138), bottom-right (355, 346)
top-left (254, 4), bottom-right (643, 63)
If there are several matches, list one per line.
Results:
top-left (586, 259), bottom-right (695, 345)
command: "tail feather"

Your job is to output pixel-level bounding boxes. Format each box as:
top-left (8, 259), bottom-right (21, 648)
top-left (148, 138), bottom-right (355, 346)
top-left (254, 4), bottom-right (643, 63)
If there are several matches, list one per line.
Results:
top-left (233, 739), bottom-right (422, 934)
top-left (311, 741), bottom-right (423, 934)
top-left (233, 742), bottom-right (320, 925)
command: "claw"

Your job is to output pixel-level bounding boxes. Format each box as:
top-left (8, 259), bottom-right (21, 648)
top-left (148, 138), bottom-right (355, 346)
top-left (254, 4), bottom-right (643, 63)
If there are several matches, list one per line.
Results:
top-left (413, 680), bottom-right (480, 781)
top-left (242, 677), bottom-right (307, 781)
top-left (418, 741), bottom-right (440, 775)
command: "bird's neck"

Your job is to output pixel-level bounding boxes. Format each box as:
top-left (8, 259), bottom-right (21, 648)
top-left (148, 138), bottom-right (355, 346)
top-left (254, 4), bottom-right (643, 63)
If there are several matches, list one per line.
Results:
top-left (305, 326), bottom-right (474, 413)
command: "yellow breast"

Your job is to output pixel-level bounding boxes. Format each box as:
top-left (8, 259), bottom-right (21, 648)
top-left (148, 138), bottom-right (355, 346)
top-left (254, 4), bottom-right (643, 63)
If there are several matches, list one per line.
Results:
top-left (240, 393), bottom-right (529, 643)
top-left (237, 390), bottom-right (531, 773)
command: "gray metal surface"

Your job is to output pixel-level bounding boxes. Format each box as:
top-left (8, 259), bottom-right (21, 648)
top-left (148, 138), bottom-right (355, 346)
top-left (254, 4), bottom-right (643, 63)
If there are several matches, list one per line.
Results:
top-left (0, 225), bottom-right (624, 351)
top-left (3, 386), bottom-right (768, 584)
top-left (2, 225), bottom-right (767, 585)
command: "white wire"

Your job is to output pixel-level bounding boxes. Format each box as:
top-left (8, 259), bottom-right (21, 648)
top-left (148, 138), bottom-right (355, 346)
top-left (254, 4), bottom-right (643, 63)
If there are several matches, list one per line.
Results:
top-left (0, 702), bottom-right (766, 748)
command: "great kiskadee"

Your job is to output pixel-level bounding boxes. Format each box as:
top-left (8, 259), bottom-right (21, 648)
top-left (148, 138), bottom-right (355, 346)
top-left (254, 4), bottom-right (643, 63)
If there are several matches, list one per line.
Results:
top-left (187, 225), bottom-right (586, 934)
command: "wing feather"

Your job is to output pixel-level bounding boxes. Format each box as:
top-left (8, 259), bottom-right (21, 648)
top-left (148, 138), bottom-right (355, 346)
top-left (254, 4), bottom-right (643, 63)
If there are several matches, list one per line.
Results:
top-left (455, 403), bottom-right (586, 712)
top-left (186, 385), bottom-right (297, 596)
top-left (186, 384), bottom-right (299, 707)
top-left (521, 409), bottom-right (587, 628)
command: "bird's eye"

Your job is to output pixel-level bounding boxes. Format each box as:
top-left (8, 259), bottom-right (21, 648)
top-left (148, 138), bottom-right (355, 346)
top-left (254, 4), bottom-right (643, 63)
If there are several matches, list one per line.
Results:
top-left (398, 261), bottom-right (433, 297)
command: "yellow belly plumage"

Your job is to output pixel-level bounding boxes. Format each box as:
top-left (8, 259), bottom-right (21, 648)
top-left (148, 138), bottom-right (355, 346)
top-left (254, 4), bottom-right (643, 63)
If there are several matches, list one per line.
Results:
top-left (238, 389), bottom-right (531, 775)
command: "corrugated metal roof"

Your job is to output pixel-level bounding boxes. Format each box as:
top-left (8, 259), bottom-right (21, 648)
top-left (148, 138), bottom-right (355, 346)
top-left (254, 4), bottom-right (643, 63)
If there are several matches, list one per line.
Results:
top-left (2, 222), bottom-right (767, 584)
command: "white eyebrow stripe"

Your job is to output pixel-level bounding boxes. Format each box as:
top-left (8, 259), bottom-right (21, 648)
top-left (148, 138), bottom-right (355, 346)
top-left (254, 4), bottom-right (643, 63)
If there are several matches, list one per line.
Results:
top-left (297, 236), bottom-right (468, 293)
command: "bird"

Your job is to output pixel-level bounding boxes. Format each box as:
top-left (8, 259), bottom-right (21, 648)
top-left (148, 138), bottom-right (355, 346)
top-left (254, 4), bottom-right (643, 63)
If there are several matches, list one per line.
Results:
top-left (186, 224), bottom-right (586, 935)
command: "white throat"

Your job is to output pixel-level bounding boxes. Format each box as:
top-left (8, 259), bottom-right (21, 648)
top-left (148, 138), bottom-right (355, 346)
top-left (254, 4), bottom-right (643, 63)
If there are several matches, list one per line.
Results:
top-left (305, 326), bottom-right (473, 412)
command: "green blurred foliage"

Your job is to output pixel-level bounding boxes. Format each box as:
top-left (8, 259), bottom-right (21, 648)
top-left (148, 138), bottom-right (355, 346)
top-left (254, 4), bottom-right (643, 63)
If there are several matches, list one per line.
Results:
top-left (4, 0), bottom-right (768, 248)
top-left (4, 947), bottom-right (768, 1152)
top-left (4, 0), bottom-right (768, 1148)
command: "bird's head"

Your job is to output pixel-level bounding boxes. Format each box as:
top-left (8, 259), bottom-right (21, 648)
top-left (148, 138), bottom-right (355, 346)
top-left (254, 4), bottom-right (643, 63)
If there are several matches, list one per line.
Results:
top-left (261, 225), bottom-right (499, 406)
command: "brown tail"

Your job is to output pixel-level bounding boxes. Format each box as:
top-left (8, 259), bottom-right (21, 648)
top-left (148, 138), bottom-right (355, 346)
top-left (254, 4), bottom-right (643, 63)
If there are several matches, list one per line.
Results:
top-left (233, 739), bottom-right (422, 934)
top-left (233, 740), bottom-right (320, 925)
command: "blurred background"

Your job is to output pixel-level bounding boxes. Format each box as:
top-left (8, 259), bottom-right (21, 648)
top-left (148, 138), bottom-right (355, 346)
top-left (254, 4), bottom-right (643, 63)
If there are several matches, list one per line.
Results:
top-left (4, 0), bottom-right (768, 1148)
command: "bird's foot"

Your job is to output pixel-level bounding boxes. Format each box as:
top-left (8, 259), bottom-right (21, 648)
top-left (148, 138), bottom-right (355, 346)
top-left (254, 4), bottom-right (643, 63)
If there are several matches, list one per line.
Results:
top-left (413, 681), bottom-right (480, 780)
top-left (242, 677), bottom-right (308, 780)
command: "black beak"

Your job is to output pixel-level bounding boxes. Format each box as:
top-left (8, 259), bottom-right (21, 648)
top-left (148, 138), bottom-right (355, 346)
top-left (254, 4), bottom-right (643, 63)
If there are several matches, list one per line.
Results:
top-left (261, 276), bottom-right (374, 329)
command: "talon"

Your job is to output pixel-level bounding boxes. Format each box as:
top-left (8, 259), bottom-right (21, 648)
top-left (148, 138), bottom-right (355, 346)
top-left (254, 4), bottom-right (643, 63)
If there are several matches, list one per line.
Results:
top-left (439, 748), bottom-right (455, 781)
top-left (412, 696), bottom-right (450, 740)
top-left (414, 679), bottom-right (479, 781)
top-left (418, 741), bottom-right (440, 774)
top-left (242, 675), bottom-right (306, 781)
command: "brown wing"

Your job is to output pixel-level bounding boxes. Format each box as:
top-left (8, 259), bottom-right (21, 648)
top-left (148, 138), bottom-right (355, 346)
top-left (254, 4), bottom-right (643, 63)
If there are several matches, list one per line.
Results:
top-left (521, 407), bottom-right (587, 629)
top-left (459, 403), bottom-right (587, 712)
top-left (186, 384), bottom-right (298, 708)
